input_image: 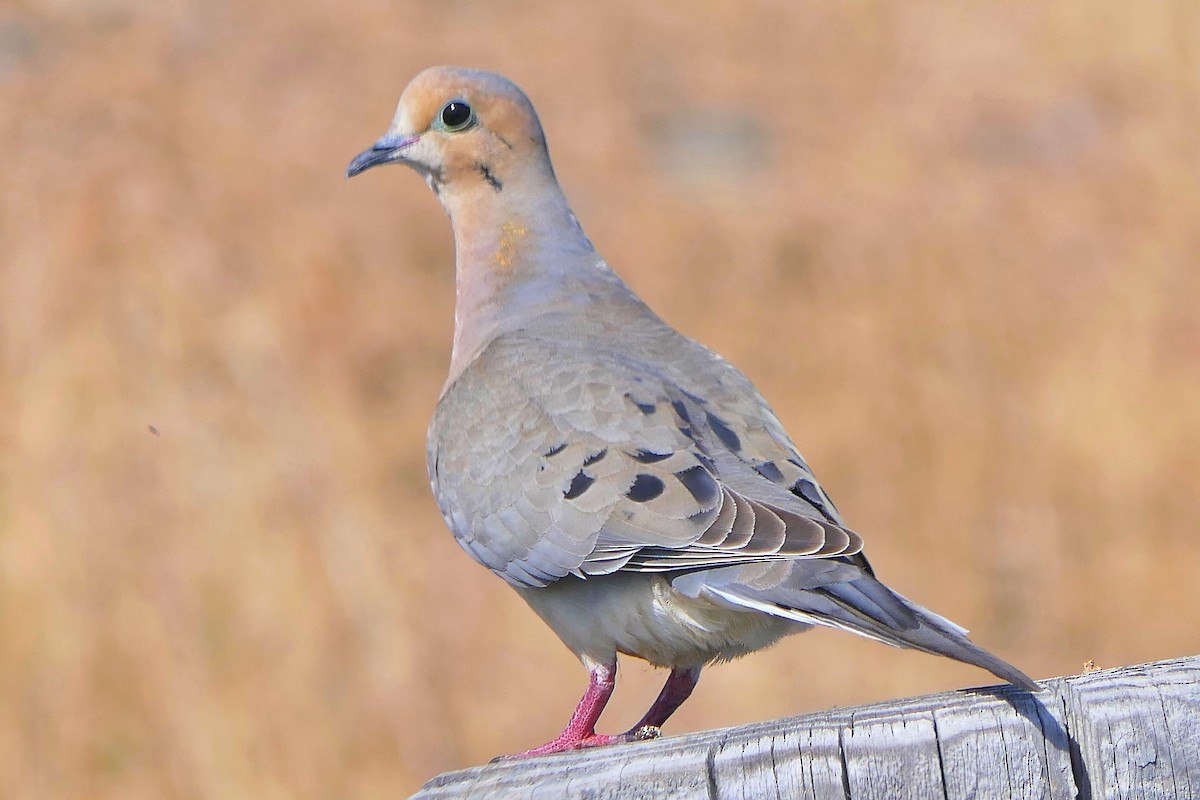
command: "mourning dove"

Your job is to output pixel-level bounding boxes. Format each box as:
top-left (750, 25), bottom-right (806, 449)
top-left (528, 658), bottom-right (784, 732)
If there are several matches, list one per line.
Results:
top-left (347, 66), bottom-right (1039, 759)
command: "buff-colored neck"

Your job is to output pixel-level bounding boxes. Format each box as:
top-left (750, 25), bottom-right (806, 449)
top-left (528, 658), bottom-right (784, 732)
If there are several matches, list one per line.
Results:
top-left (439, 167), bottom-right (632, 384)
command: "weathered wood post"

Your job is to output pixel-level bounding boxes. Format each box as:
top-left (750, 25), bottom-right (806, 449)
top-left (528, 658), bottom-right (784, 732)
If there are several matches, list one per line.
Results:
top-left (411, 655), bottom-right (1200, 799)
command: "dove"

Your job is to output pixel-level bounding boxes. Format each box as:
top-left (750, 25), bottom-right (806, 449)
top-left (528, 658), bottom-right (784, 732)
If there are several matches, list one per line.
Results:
top-left (347, 66), bottom-right (1039, 759)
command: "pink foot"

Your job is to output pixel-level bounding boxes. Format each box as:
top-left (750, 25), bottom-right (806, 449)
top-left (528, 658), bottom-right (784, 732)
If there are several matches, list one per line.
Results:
top-left (494, 731), bottom-right (631, 761)
top-left (492, 661), bottom-right (628, 761)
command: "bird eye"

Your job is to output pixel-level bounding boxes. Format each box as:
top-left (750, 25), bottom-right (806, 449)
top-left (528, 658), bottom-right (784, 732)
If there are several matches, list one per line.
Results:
top-left (440, 101), bottom-right (474, 131)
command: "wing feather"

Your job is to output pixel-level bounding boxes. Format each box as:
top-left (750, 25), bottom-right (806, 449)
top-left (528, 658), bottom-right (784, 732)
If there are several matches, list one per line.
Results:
top-left (430, 332), bottom-right (865, 589)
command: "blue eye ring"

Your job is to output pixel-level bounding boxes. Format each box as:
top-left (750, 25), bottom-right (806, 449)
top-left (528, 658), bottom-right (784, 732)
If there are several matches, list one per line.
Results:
top-left (440, 100), bottom-right (475, 132)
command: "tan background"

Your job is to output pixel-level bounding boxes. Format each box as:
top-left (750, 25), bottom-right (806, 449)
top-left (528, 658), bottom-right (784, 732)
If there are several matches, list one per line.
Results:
top-left (2, 1), bottom-right (1198, 797)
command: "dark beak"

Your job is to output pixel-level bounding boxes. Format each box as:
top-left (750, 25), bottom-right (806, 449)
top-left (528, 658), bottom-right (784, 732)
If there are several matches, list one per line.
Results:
top-left (346, 133), bottom-right (420, 178)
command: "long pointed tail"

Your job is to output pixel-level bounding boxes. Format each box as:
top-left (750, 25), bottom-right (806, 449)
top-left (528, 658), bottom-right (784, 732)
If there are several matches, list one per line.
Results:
top-left (691, 566), bottom-right (1040, 692)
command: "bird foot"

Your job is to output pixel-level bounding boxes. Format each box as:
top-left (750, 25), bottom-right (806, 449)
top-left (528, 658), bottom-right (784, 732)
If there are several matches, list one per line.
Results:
top-left (492, 730), bottom-right (643, 761)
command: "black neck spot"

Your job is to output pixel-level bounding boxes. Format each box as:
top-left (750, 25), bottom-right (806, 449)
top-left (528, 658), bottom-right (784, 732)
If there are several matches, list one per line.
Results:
top-left (476, 162), bottom-right (503, 192)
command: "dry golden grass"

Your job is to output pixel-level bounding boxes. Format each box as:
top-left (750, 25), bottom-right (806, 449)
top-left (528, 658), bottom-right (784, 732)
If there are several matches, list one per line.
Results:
top-left (1, 1), bottom-right (1198, 797)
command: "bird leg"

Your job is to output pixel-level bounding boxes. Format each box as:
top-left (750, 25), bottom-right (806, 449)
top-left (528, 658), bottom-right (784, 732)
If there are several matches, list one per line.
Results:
top-left (621, 665), bottom-right (701, 739)
top-left (498, 660), bottom-right (624, 759)
top-left (498, 663), bottom-right (703, 760)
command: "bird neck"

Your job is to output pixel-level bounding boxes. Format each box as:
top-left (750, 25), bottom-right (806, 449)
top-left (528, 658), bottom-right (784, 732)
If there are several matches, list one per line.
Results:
top-left (440, 177), bottom-right (634, 383)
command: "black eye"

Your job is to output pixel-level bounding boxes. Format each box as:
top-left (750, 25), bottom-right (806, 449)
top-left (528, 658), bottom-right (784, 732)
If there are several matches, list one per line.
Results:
top-left (440, 101), bottom-right (474, 131)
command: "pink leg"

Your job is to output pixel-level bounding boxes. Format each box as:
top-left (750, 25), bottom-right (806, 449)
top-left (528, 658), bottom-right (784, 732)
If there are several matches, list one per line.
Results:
top-left (623, 665), bottom-right (702, 736)
top-left (498, 661), bottom-right (627, 760)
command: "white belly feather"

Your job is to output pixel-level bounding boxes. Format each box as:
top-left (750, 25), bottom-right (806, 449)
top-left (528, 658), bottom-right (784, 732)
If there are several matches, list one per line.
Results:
top-left (516, 572), bottom-right (808, 668)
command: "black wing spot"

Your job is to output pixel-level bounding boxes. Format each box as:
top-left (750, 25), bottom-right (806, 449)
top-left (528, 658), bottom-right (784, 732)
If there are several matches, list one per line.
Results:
top-left (793, 478), bottom-right (838, 522)
top-left (676, 466), bottom-right (719, 505)
top-left (564, 471), bottom-right (595, 500)
top-left (627, 474), bottom-right (666, 502)
top-left (706, 412), bottom-right (742, 452)
top-left (694, 451), bottom-right (717, 473)
top-left (633, 449), bottom-right (672, 464)
top-left (583, 448), bottom-right (608, 467)
top-left (625, 393), bottom-right (657, 415)
top-left (671, 400), bottom-right (692, 423)
top-left (543, 442), bottom-right (567, 457)
top-left (754, 461), bottom-right (785, 482)
top-left (793, 478), bottom-right (823, 505)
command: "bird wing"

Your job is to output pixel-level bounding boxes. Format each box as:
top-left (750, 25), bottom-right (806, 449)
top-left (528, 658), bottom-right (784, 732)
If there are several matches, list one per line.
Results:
top-left (428, 328), bottom-right (862, 589)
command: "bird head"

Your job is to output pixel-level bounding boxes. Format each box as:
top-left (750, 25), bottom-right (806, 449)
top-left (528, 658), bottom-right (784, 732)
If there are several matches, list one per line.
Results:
top-left (346, 66), bottom-right (553, 198)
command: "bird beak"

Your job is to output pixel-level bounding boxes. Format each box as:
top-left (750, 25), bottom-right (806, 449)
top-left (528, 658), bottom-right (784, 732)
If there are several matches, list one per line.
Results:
top-left (346, 132), bottom-right (420, 178)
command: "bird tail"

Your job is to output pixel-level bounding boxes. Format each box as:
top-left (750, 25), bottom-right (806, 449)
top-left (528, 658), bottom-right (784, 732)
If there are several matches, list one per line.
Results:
top-left (685, 565), bottom-right (1040, 692)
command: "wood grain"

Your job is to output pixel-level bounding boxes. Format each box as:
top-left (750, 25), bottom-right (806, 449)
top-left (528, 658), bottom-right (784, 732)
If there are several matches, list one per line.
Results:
top-left (411, 656), bottom-right (1200, 799)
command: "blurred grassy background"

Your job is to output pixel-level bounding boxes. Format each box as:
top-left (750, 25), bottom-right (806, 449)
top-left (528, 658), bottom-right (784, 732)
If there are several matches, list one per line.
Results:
top-left (2, 1), bottom-right (1198, 797)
